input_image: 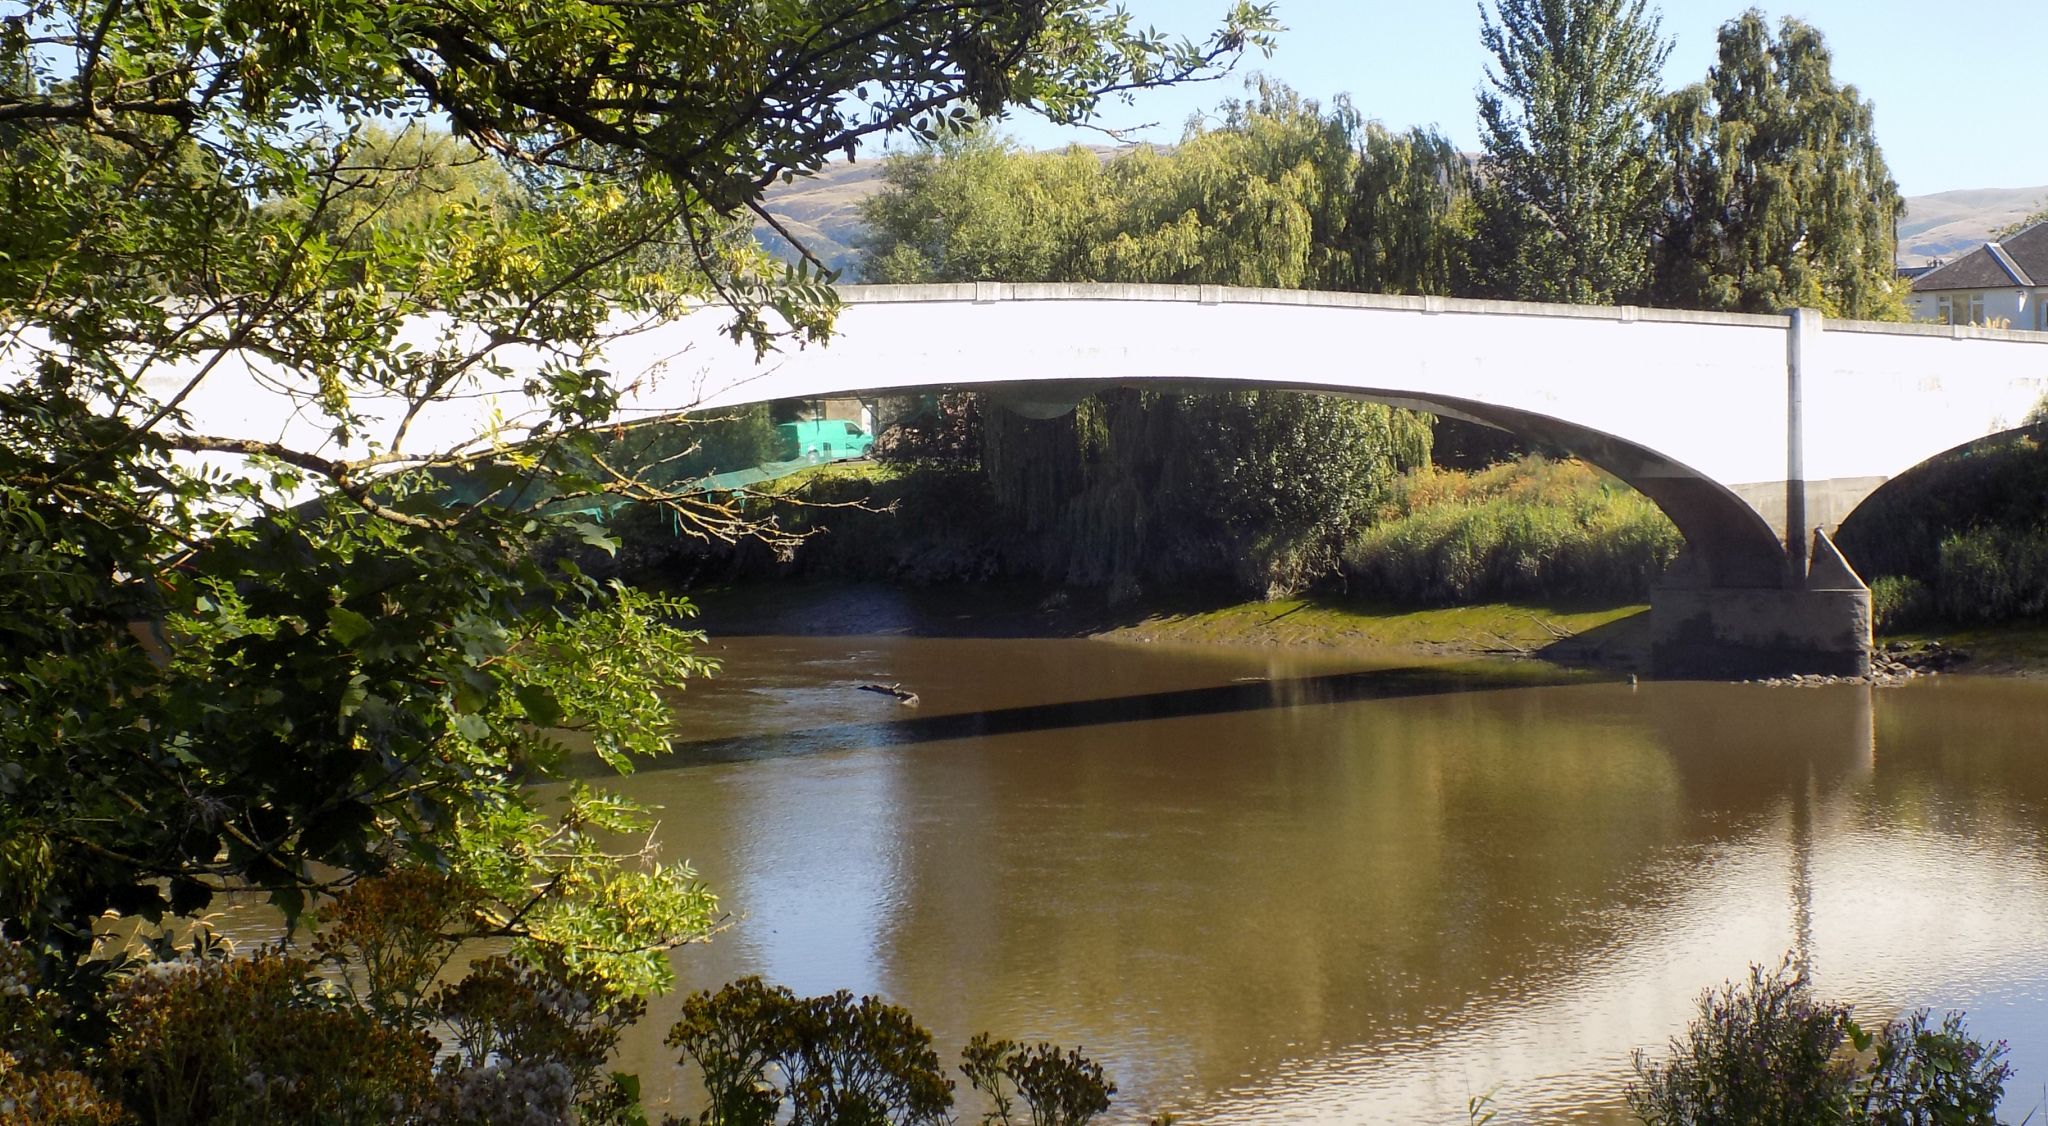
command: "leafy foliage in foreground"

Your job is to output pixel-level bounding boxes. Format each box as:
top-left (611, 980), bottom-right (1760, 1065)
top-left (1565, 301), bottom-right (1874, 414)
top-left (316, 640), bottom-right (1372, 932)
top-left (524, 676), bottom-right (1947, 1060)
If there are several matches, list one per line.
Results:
top-left (663, 978), bottom-right (1119, 1126)
top-left (0, 0), bottom-right (1277, 1038)
top-left (1, 873), bottom-right (648, 1125)
top-left (0, 399), bottom-right (719, 998)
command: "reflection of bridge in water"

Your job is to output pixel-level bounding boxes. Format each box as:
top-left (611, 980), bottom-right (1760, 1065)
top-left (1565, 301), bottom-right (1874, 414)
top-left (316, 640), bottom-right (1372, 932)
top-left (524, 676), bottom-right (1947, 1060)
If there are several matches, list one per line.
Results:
top-left (155, 284), bottom-right (2048, 676)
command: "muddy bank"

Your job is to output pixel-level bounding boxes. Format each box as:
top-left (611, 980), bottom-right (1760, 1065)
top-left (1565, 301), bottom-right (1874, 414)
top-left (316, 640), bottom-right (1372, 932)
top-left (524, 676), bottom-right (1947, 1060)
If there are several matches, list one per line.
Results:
top-left (682, 580), bottom-right (1653, 668)
top-left (679, 580), bottom-right (2048, 680)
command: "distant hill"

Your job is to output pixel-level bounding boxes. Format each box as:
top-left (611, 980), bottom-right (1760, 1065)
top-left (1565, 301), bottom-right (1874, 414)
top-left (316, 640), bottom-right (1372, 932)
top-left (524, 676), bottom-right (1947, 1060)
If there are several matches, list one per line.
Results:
top-left (756, 160), bottom-right (887, 277)
top-left (756, 146), bottom-right (1132, 279)
top-left (1898, 186), bottom-right (2048, 266)
top-left (757, 156), bottom-right (2048, 276)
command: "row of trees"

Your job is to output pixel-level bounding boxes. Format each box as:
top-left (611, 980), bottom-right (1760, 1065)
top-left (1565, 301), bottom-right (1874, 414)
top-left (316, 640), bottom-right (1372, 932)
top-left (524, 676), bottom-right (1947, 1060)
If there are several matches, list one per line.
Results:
top-left (837, 2), bottom-right (1906, 600)
top-left (863, 5), bottom-right (1905, 318)
top-left (860, 86), bottom-right (1474, 297)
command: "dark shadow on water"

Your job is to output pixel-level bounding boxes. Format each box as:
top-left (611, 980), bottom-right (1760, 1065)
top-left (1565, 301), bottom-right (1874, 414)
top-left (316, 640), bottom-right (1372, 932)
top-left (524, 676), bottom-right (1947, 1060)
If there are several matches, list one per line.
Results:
top-left (604, 664), bottom-right (1571, 773)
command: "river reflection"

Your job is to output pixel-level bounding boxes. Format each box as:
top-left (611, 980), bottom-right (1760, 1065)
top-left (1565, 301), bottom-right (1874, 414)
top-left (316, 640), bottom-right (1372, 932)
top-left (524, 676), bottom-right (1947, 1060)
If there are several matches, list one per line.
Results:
top-left (606, 636), bottom-right (2048, 1124)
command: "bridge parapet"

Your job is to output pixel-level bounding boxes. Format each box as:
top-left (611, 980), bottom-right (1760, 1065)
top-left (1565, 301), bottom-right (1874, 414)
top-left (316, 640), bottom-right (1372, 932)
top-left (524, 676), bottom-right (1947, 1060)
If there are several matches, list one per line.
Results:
top-left (37, 281), bottom-right (2046, 677)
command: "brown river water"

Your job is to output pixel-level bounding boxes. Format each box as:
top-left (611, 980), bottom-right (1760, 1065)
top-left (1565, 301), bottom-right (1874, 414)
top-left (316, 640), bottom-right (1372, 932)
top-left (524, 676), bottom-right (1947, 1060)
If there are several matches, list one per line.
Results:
top-left (584, 626), bottom-right (2048, 1125)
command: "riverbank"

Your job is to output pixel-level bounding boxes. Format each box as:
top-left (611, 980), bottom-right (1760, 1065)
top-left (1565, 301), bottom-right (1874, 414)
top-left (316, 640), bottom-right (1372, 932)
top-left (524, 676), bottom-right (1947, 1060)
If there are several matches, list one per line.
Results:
top-left (683, 579), bottom-right (2048, 678)
top-left (1882, 621), bottom-right (2048, 677)
top-left (684, 580), bottom-right (1652, 665)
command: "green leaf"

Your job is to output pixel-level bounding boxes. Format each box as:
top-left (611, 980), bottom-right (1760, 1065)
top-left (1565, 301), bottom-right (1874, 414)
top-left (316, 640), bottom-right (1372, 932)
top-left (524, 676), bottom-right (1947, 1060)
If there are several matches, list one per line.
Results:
top-left (574, 519), bottom-right (619, 557)
top-left (452, 671), bottom-right (490, 715)
top-left (514, 683), bottom-right (565, 727)
top-left (328, 605), bottom-right (374, 646)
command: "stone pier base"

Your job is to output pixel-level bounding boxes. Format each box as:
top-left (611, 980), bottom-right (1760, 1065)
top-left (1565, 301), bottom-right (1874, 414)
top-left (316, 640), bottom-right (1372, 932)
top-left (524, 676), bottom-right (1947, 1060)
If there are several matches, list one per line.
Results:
top-left (1648, 529), bottom-right (1873, 680)
top-left (1649, 586), bottom-right (1872, 679)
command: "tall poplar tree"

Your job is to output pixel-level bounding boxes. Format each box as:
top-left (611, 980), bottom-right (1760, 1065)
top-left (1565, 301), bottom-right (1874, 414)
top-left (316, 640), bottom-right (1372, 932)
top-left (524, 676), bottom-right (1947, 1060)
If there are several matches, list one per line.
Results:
top-left (1651, 11), bottom-right (1905, 319)
top-left (1473, 0), bottom-right (1672, 304)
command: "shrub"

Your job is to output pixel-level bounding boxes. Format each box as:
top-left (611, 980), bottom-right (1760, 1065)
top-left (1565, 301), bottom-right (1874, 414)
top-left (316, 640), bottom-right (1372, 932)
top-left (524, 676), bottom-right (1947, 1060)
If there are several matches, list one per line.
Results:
top-left (1850, 1009), bottom-right (2010, 1124)
top-left (1342, 457), bottom-right (1682, 603)
top-left (960, 1034), bottom-right (1116, 1126)
top-left (1836, 432), bottom-right (2048, 583)
top-left (1935, 526), bottom-right (2048, 623)
top-left (1629, 959), bottom-right (1851, 1125)
top-left (312, 868), bottom-right (477, 1030)
top-left (666, 980), bottom-right (1127, 1126)
top-left (0, 1050), bottom-right (128, 1126)
top-left (431, 955), bottom-right (648, 1126)
top-left (1, 869), bottom-right (674, 1126)
top-left (102, 950), bottom-right (435, 1126)
top-left (665, 976), bottom-right (953, 1126)
top-left (1629, 958), bottom-right (2010, 1126)
top-left (1869, 575), bottom-right (1934, 634)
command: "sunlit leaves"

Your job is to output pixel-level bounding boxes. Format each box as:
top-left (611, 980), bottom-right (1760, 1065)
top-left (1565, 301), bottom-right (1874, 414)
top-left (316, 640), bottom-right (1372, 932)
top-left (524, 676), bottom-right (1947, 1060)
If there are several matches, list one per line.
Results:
top-left (0, 0), bottom-right (1273, 1018)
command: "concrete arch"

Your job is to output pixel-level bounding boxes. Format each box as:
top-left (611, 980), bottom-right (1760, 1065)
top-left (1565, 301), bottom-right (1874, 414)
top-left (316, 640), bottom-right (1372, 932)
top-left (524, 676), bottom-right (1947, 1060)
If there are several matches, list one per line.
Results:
top-left (1837, 422), bottom-right (2046, 532)
top-left (122, 281), bottom-right (2048, 674)
top-left (676, 375), bottom-right (1790, 590)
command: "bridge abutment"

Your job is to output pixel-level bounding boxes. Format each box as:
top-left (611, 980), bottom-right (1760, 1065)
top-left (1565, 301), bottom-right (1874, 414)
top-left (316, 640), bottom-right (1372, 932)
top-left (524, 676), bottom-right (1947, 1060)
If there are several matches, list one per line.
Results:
top-left (1648, 530), bottom-right (1872, 680)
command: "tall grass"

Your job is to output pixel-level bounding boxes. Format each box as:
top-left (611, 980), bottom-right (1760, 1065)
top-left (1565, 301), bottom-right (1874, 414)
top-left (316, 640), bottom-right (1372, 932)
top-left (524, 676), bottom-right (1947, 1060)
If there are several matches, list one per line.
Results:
top-left (1935, 525), bottom-right (2048, 623)
top-left (1341, 457), bottom-right (1681, 604)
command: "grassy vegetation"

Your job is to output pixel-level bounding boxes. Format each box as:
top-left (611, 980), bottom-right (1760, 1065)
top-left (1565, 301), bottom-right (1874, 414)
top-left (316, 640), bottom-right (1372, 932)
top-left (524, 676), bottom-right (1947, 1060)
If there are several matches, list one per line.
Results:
top-left (1340, 457), bottom-right (1682, 604)
top-left (1840, 429), bottom-right (2048, 639)
top-left (1091, 595), bottom-right (1646, 656)
top-left (596, 455), bottom-right (1677, 664)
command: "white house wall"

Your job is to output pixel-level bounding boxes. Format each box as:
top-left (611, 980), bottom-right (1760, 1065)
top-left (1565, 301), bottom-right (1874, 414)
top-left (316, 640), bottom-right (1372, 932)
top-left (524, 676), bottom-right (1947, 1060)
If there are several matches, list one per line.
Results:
top-left (1906, 287), bottom-right (2039, 329)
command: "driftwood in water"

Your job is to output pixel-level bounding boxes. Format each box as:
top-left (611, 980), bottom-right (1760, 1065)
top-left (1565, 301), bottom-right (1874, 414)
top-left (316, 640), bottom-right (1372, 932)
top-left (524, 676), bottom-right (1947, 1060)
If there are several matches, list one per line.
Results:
top-left (857, 682), bottom-right (920, 707)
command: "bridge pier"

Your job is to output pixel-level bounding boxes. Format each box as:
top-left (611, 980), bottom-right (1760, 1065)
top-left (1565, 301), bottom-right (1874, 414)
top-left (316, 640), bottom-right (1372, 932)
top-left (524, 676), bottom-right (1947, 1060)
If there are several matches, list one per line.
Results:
top-left (1648, 530), bottom-right (1872, 680)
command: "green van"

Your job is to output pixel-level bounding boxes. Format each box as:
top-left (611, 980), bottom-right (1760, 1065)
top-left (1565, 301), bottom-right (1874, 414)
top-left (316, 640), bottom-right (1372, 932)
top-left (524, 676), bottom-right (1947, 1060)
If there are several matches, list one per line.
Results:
top-left (777, 418), bottom-right (875, 462)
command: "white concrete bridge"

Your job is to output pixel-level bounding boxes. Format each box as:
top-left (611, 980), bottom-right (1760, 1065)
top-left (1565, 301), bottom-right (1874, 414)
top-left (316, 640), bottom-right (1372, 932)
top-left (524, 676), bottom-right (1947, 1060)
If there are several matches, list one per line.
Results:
top-left (134, 282), bottom-right (2048, 676)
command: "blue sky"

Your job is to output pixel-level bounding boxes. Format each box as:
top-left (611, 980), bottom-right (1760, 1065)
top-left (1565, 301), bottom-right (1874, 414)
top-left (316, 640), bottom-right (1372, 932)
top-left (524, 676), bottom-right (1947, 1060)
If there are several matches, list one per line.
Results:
top-left (976, 0), bottom-right (2040, 198)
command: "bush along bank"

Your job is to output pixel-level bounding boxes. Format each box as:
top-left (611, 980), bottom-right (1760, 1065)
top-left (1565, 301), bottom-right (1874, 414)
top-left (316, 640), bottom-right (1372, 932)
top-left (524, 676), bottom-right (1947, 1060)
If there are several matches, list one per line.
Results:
top-left (1629, 957), bottom-right (2009, 1125)
top-left (582, 454), bottom-right (1686, 618)
top-left (3, 904), bottom-right (2012, 1126)
top-left (1837, 429), bottom-right (2048, 633)
top-left (1338, 457), bottom-right (1682, 604)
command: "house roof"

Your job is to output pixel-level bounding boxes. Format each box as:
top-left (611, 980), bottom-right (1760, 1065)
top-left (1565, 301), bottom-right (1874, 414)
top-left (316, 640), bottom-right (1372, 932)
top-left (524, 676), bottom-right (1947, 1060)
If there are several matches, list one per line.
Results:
top-left (1913, 220), bottom-right (2048, 291)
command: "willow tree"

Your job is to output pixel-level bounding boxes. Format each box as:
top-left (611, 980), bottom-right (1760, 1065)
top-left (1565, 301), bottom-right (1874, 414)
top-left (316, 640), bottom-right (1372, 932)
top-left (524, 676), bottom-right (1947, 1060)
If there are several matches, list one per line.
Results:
top-left (1473, 0), bottom-right (1672, 304)
top-left (0, 0), bottom-right (1278, 1016)
top-left (1651, 12), bottom-right (1905, 319)
top-left (1092, 81), bottom-right (1363, 288)
top-left (858, 129), bottom-right (1110, 283)
top-left (1336, 124), bottom-right (1477, 296)
top-left (857, 85), bottom-right (1435, 598)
